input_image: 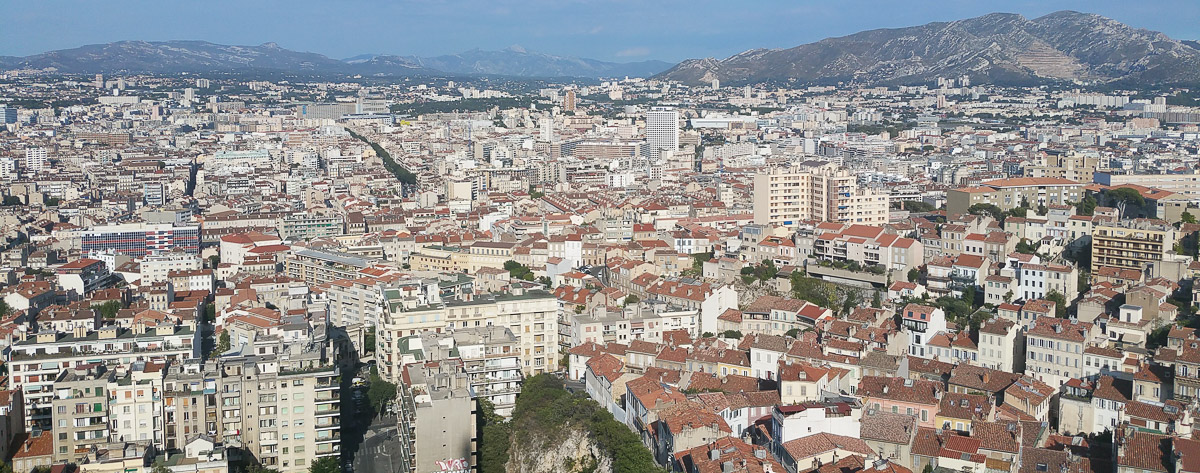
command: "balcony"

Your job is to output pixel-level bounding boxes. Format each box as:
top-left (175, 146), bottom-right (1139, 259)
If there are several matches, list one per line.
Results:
top-left (314, 392), bottom-right (340, 403)
top-left (316, 432), bottom-right (341, 443)
top-left (315, 418), bottom-right (339, 429)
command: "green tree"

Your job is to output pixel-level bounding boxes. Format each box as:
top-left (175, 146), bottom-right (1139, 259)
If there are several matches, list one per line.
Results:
top-left (204, 303), bottom-right (216, 323)
top-left (623, 294), bottom-right (640, 307)
top-left (1076, 194), bottom-right (1097, 216)
top-left (871, 291), bottom-right (882, 309)
top-left (367, 366), bottom-right (398, 415)
top-left (791, 273), bottom-right (837, 309)
top-left (1182, 211), bottom-right (1197, 225)
top-left (216, 331), bottom-right (230, 354)
top-left (784, 328), bottom-right (801, 338)
top-left (0, 299), bottom-right (10, 318)
top-left (478, 398), bottom-right (511, 473)
top-left (1107, 187), bottom-right (1146, 218)
top-left (1, 196), bottom-right (21, 206)
top-left (967, 203), bottom-right (1006, 223)
top-left (364, 326), bottom-right (376, 355)
top-left (307, 456), bottom-right (339, 473)
top-left (208, 255), bottom-right (220, 268)
top-left (1045, 290), bottom-right (1069, 318)
top-left (1037, 203), bottom-right (1048, 216)
top-left (720, 330), bottom-right (744, 339)
top-left (91, 300), bottom-right (123, 319)
top-left (907, 268), bottom-right (920, 283)
top-left (1015, 239), bottom-right (1040, 255)
top-left (149, 461), bottom-right (171, 473)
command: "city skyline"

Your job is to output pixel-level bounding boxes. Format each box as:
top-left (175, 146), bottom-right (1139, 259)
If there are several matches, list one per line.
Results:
top-left (3, 0), bottom-right (1200, 63)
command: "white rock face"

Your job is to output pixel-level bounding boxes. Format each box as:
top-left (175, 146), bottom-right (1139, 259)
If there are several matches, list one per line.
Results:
top-left (505, 427), bottom-right (614, 473)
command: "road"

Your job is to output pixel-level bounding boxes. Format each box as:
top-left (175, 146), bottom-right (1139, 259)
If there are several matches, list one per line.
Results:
top-left (351, 414), bottom-right (399, 473)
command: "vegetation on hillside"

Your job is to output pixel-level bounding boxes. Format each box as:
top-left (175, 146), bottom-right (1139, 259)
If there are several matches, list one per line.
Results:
top-left (479, 374), bottom-right (666, 473)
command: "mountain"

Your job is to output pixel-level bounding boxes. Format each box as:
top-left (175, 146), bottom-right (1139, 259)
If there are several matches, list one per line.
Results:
top-left (657, 11), bottom-right (1200, 86)
top-left (405, 46), bottom-right (673, 78)
top-left (1, 41), bottom-right (671, 79)
top-left (3, 40), bottom-right (364, 74)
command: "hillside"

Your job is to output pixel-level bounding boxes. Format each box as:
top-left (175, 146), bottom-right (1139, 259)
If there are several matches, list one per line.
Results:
top-left (479, 374), bottom-right (665, 473)
top-left (657, 10), bottom-right (1200, 86)
top-left (1, 41), bottom-right (669, 79)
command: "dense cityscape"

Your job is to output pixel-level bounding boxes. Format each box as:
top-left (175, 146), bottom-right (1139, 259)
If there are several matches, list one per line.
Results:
top-left (3, 6), bottom-right (1200, 473)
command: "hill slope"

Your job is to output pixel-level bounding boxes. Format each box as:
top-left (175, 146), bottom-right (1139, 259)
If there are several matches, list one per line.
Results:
top-left (657, 11), bottom-right (1200, 86)
top-left (2, 41), bottom-right (669, 79)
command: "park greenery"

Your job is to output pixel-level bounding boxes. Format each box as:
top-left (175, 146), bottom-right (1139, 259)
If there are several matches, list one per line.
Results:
top-left (346, 128), bottom-right (418, 185)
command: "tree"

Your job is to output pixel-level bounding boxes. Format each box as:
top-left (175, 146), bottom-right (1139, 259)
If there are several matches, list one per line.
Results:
top-left (208, 255), bottom-right (220, 268)
top-left (908, 268), bottom-right (920, 283)
top-left (216, 331), bottom-right (230, 354)
top-left (1037, 203), bottom-right (1048, 216)
top-left (872, 291), bottom-right (882, 309)
top-left (1015, 239), bottom-right (1040, 255)
top-left (1107, 187), bottom-right (1146, 218)
top-left (0, 196), bottom-right (20, 206)
top-left (1076, 194), bottom-right (1097, 216)
top-left (0, 299), bottom-right (10, 318)
top-left (1045, 290), bottom-right (1069, 318)
top-left (784, 328), bottom-right (801, 338)
top-left (623, 294), bottom-right (640, 307)
top-left (364, 326), bottom-right (376, 355)
top-left (308, 456), bottom-right (339, 473)
top-left (1182, 211), bottom-right (1197, 225)
top-left (91, 300), bottom-right (122, 319)
top-left (367, 366), bottom-right (398, 415)
top-left (149, 461), bottom-right (172, 473)
top-left (967, 203), bottom-right (1006, 223)
top-left (204, 303), bottom-right (216, 323)
top-left (720, 330), bottom-right (744, 340)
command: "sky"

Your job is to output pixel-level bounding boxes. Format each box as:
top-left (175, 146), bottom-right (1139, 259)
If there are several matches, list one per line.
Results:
top-left (3, 0), bottom-right (1199, 63)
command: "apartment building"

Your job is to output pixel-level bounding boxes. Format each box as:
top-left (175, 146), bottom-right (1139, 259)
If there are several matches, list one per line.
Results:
top-left (277, 213), bottom-right (345, 240)
top-left (1091, 218), bottom-right (1181, 273)
top-left (285, 249), bottom-right (375, 286)
top-left (108, 361), bottom-right (167, 446)
top-left (141, 251), bottom-right (203, 284)
top-left (410, 327), bottom-right (524, 417)
top-left (1025, 317), bottom-right (1097, 388)
top-left (811, 223), bottom-right (924, 273)
top-left (376, 288), bottom-right (560, 382)
top-left (1024, 153), bottom-right (1099, 183)
top-left (1096, 171), bottom-right (1200, 199)
top-left (753, 160), bottom-right (889, 228)
top-left (946, 177), bottom-right (1084, 216)
top-left (51, 365), bottom-right (112, 463)
top-left (6, 324), bottom-right (198, 430)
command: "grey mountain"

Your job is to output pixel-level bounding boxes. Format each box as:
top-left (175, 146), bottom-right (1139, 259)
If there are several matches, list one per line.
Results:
top-left (1, 41), bottom-right (670, 79)
top-left (656, 11), bottom-right (1200, 86)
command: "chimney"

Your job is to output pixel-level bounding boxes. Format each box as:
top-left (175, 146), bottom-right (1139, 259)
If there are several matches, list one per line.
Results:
top-left (710, 449), bottom-right (720, 461)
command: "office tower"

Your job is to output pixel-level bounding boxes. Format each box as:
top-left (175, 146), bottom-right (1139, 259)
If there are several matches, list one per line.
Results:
top-left (645, 107), bottom-right (679, 160)
top-left (0, 157), bottom-right (14, 181)
top-left (564, 89), bottom-right (577, 112)
top-left (711, 78), bottom-right (720, 90)
top-left (143, 181), bottom-right (166, 207)
top-left (24, 147), bottom-right (46, 173)
top-left (539, 117), bottom-right (554, 142)
top-left (0, 104), bottom-right (16, 124)
top-left (80, 222), bottom-right (201, 257)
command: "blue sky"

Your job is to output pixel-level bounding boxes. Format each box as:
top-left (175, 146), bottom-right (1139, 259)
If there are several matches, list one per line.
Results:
top-left (3, 0), bottom-right (1198, 62)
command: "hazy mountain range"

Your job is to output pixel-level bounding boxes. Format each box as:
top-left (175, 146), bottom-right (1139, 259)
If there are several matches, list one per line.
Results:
top-left (656, 11), bottom-right (1200, 86)
top-left (3, 11), bottom-right (1198, 86)
top-left (0, 41), bottom-right (671, 79)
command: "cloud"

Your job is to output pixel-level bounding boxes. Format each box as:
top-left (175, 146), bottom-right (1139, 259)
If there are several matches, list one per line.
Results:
top-left (615, 46), bottom-right (650, 57)
top-left (588, 25), bottom-right (604, 34)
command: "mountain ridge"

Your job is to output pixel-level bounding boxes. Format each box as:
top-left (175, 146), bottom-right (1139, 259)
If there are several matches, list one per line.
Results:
top-left (0, 40), bottom-right (672, 79)
top-left (656, 10), bottom-right (1200, 86)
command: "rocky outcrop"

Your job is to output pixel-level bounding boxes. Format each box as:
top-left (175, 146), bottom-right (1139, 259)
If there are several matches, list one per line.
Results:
top-left (656, 10), bottom-right (1200, 86)
top-left (505, 427), bottom-right (613, 473)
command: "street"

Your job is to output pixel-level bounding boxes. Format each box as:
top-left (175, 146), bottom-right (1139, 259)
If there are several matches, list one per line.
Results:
top-left (351, 415), bottom-right (401, 473)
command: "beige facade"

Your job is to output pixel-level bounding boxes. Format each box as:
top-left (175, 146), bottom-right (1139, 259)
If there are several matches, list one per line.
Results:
top-left (376, 289), bottom-right (560, 381)
top-left (1091, 218), bottom-right (1180, 272)
top-left (946, 177), bottom-right (1084, 216)
top-left (753, 160), bottom-right (889, 227)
